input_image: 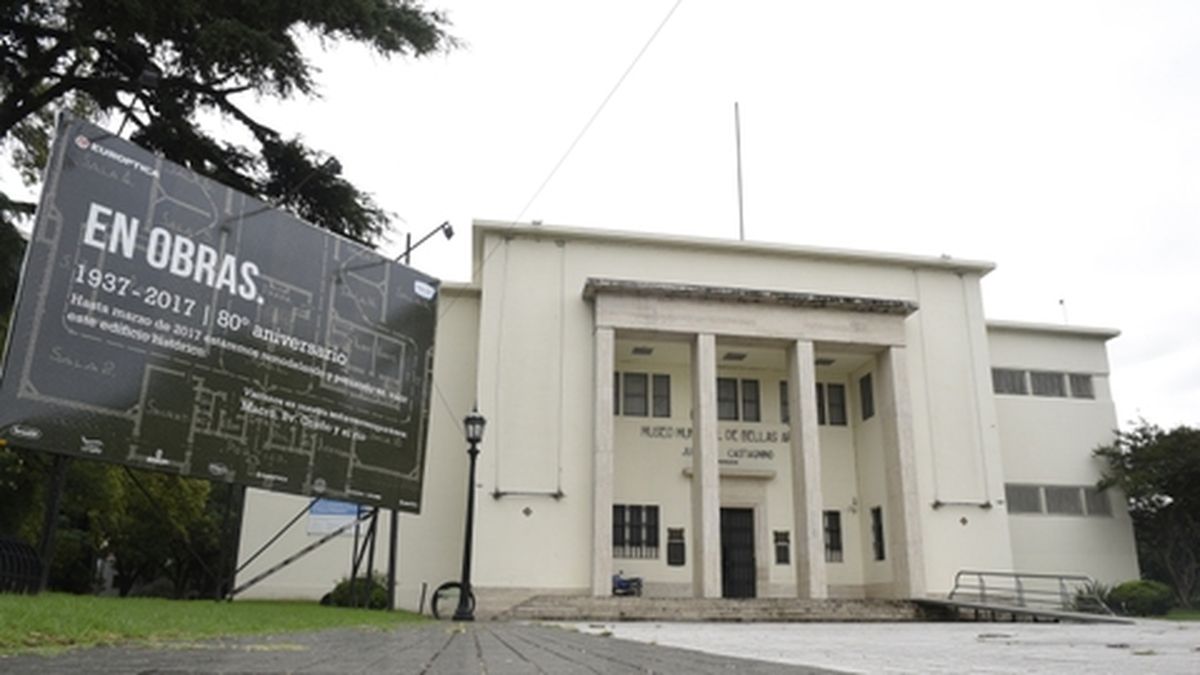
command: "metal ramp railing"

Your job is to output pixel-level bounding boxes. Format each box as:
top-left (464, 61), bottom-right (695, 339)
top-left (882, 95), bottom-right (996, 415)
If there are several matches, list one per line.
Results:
top-left (947, 570), bottom-right (1115, 616)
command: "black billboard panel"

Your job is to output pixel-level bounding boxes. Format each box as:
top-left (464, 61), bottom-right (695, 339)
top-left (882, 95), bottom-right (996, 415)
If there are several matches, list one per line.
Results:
top-left (0, 116), bottom-right (437, 512)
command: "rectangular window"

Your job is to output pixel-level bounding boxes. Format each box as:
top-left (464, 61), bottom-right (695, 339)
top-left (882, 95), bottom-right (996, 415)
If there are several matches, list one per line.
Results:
top-left (1030, 371), bottom-right (1067, 397)
top-left (1069, 374), bottom-right (1095, 400)
top-left (1005, 484), bottom-right (1043, 514)
top-left (779, 381), bottom-right (789, 423)
top-left (741, 379), bottom-right (761, 422)
top-left (1083, 487), bottom-right (1112, 517)
top-left (667, 528), bottom-right (686, 566)
top-left (823, 511), bottom-right (843, 563)
top-left (870, 506), bottom-right (885, 561)
top-left (992, 368), bottom-right (1028, 395)
top-left (859, 373), bottom-right (875, 420)
top-left (774, 531), bottom-right (791, 565)
top-left (827, 384), bottom-right (847, 426)
top-left (613, 504), bottom-right (660, 558)
top-left (1045, 486), bottom-right (1084, 515)
top-left (623, 373), bottom-right (648, 416)
top-left (652, 374), bottom-right (671, 418)
top-left (717, 377), bottom-right (739, 420)
top-left (614, 371), bottom-right (621, 414)
top-left (816, 383), bottom-right (826, 426)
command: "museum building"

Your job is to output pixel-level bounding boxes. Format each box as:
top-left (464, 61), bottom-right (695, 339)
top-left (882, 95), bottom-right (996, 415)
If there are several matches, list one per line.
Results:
top-left (236, 221), bottom-right (1139, 610)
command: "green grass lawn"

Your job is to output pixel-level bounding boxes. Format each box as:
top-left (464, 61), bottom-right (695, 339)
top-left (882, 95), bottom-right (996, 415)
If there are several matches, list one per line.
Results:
top-left (1165, 607), bottom-right (1200, 621)
top-left (0, 593), bottom-right (426, 654)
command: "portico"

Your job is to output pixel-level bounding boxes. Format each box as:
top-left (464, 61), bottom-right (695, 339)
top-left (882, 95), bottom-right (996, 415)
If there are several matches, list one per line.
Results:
top-left (586, 278), bottom-right (925, 600)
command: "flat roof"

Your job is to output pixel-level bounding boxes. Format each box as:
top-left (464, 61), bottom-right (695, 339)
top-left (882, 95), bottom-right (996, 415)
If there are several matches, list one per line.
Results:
top-left (986, 319), bottom-right (1120, 340)
top-left (472, 220), bottom-right (996, 276)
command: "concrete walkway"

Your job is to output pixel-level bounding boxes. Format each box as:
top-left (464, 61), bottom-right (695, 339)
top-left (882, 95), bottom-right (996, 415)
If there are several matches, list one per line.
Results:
top-left (574, 620), bottom-right (1200, 674)
top-left (0, 623), bottom-right (839, 674)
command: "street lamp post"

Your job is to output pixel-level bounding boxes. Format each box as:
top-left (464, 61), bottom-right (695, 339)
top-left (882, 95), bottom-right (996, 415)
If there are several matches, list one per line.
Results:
top-left (453, 407), bottom-right (486, 621)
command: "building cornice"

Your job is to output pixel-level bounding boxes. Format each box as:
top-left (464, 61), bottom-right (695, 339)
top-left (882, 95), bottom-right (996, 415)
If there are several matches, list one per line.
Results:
top-left (986, 319), bottom-right (1120, 340)
top-left (473, 220), bottom-right (996, 276)
top-left (583, 278), bottom-right (919, 316)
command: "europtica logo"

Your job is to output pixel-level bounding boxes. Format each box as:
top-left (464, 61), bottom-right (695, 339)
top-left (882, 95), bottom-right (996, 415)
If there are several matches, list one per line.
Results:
top-left (76, 131), bottom-right (160, 179)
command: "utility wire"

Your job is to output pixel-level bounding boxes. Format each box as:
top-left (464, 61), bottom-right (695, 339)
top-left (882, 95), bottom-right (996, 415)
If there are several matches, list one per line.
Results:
top-left (426, 0), bottom-right (685, 427)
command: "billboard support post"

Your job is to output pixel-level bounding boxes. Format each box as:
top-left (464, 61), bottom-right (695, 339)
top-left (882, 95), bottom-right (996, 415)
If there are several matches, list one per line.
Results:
top-left (36, 453), bottom-right (69, 592)
top-left (387, 509), bottom-right (398, 611)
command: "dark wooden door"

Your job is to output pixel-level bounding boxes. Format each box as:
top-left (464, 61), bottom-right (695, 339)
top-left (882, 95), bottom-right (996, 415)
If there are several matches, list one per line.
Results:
top-left (720, 507), bottom-right (756, 598)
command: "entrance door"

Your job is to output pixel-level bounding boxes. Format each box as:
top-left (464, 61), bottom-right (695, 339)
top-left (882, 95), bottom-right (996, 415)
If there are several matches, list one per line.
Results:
top-left (720, 507), bottom-right (756, 598)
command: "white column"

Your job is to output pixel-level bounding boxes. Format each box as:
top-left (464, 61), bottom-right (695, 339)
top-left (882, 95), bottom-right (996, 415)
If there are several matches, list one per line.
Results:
top-left (591, 326), bottom-right (615, 596)
top-left (879, 346), bottom-right (926, 598)
top-left (690, 333), bottom-right (722, 598)
top-left (788, 339), bottom-right (827, 598)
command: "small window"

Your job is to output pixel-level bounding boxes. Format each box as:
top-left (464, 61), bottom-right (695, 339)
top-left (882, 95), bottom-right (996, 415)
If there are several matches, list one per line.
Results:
top-left (1069, 374), bottom-right (1095, 400)
top-left (816, 383), bottom-right (826, 426)
top-left (826, 384), bottom-right (847, 426)
top-left (779, 381), bottom-right (789, 423)
top-left (1083, 487), bottom-right (1112, 517)
top-left (992, 368), bottom-right (1028, 395)
top-left (859, 373), bottom-right (875, 420)
top-left (652, 374), bottom-right (671, 418)
top-left (774, 531), bottom-right (791, 565)
top-left (823, 511), bottom-right (843, 563)
top-left (1005, 484), bottom-right (1043, 514)
top-left (667, 527), bottom-right (686, 566)
top-left (870, 506), bottom-right (885, 561)
top-left (1030, 371), bottom-right (1067, 397)
top-left (741, 379), bottom-right (761, 422)
top-left (717, 378), bottom-right (739, 420)
top-left (1045, 486), bottom-right (1083, 515)
top-left (613, 504), bottom-right (659, 558)
top-left (623, 373), bottom-right (648, 416)
top-left (613, 372), bottom-right (621, 414)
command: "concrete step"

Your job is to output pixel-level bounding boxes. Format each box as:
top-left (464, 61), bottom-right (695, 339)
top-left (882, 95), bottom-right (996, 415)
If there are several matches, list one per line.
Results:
top-left (498, 596), bottom-right (923, 622)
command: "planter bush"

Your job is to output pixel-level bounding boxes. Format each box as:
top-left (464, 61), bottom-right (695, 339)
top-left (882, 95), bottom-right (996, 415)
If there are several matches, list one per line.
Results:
top-left (1108, 580), bottom-right (1174, 616)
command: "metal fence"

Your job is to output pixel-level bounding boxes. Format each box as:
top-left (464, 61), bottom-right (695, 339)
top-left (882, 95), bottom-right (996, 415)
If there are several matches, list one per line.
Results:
top-left (0, 536), bottom-right (42, 594)
top-left (949, 569), bottom-right (1114, 615)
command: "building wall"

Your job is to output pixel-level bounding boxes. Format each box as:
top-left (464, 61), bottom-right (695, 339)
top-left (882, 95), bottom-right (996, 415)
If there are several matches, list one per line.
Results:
top-left (470, 224), bottom-right (1014, 600)
top-left (988, 323), bottom-right (1140, 585)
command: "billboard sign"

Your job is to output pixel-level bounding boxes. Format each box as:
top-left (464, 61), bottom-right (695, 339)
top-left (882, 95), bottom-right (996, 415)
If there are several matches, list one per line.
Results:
top-left (0, 116), bottom-right (438, 512)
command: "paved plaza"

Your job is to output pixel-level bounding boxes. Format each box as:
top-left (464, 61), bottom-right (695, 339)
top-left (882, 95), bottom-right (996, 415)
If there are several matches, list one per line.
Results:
top-left (0, 623), bottom-right (835, 674)
top-left (574, 620), bottom-right (1200, 674)
top-left (3, 620), bottom-right (1199, 673)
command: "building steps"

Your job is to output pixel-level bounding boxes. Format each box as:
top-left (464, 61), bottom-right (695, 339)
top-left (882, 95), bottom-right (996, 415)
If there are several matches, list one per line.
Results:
top-left (496, 595), bottom-right (924, 622)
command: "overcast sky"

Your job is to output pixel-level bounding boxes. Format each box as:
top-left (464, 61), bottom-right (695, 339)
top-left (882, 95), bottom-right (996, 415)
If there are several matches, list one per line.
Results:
top-left (15, 1), bottom-right (1200, 428)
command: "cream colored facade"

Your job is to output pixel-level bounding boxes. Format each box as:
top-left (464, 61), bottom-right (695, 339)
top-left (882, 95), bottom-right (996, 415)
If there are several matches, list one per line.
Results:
top-left (236, 222), bottom-right (1138, 610)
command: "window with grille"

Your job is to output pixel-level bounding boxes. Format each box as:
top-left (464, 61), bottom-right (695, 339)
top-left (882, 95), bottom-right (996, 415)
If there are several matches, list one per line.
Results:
top-left (1045, 486), bottom-right (1084, 515)
top-left (1069, 374), bottom-right (1095, 399)
top-left (992, 368), bottom-right (1028, 395)
top-left (1083, 487), bottom-right (1112, 516)
top-left (859, 373), bottom-right (875, 420)
top-left (774, 531), bottom-right (791, 565)
top-left (870, 506), bottom-right (885, 561)
top-left (1030, 371), bottom-right (1067, 397)
top-left (823, 511), bottom-right (843, 563)
top-left (742, 379), bottom-right (761, 422)
top-left (1005, 484), bottom-right (1043, 513)
top-left (613, 504), bottom-right (660, 558)
top-left (827, 384), bottom-right (847, 426)
top-left (667, 527), bottom-right (686, 566)
top-left (717, 378), bottom-right (739, 420)
top-left (652, 374), bottom-right (671, 417)
top-left (622, 373), bottom-right (648, 416)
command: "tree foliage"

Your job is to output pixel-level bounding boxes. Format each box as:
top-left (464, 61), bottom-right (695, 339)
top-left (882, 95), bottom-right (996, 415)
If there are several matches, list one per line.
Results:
top-left (1095, 421), bottom-right (1200, 607)
top-left (1, 0), bottom-right (454, 245)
